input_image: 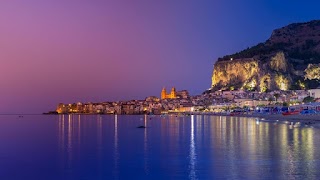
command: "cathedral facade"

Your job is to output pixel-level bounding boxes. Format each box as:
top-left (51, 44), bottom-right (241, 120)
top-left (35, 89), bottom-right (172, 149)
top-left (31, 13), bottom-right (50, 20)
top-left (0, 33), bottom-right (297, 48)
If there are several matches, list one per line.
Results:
top-left (161, 87), bottom-right (177, 99)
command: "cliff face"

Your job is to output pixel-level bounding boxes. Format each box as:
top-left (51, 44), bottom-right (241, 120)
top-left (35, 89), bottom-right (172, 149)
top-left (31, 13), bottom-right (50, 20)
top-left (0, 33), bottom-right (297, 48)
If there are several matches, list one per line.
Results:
top-left (211, 20), bottom-right (320, 92)
top-left (212, 58), bottom-right (259, 89)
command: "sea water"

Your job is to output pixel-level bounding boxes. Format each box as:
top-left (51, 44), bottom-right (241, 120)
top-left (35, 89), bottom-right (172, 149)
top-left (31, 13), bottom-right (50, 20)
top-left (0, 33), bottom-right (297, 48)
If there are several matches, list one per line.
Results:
top-left (0, 114), bottom-right (319, 179)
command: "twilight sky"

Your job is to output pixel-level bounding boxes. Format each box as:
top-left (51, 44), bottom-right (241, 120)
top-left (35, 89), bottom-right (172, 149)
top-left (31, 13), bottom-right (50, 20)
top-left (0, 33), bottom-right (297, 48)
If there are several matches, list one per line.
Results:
top-left (1, 0), bottom-right (320, 113)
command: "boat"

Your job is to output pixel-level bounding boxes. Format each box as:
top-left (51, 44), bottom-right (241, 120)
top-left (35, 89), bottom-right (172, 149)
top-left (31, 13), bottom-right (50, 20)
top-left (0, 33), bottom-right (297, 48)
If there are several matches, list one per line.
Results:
top-left (282, 110), bottom-right (300, 116)
top-left (230, 112), bottom-right (240, 116)
top-left (230, 110), bottom-right (244, 116)
top-left (293, 122), bottom-right (301, 128)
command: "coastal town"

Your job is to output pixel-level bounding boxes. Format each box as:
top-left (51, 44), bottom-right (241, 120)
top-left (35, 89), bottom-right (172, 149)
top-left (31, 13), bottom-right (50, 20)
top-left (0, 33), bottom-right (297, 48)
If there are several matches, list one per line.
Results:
top-left (53, 20), bottom-right (320, 116)
top-left (54, 87), bottom-right (320, 115)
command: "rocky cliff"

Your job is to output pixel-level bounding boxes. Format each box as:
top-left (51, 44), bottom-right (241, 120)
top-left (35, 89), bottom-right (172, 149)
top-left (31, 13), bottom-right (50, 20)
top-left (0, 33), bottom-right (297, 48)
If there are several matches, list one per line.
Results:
top-left (211, 20), bottom-right (320, 92)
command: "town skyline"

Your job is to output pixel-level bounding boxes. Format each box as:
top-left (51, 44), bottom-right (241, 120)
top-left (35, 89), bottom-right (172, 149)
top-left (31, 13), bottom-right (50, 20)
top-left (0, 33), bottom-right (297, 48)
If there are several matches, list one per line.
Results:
top-left (1, 0), bottom-right (320, 114)
top-left (53, 86), bottom-right (320, 115)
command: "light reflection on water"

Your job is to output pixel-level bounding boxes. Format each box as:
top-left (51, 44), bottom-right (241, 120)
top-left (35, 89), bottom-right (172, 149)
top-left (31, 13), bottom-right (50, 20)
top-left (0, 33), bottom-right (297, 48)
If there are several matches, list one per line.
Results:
top-left (67, 114), bottom-right (72, 168)
top-left (0, 115), bottom-right (320, 179)
top-left (114, 114), bottom-right (119, 180)
top-left (144, 114), bottom-right (149, 175)
top-left (189, 115), bottom-right (197, 180)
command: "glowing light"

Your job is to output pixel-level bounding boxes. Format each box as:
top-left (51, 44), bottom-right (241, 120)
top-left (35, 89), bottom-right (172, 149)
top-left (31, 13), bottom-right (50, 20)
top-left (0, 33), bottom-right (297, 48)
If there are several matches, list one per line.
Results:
top-left (243, 79), bottom-right (257, 90)
top-left (259, 74), bottom-right (270, 92)
top-left (275, 74), bottom-right (289, 90)
top-left (298, 80), bottom-right (305, 89)
top-left (249, 80), bottom-right (256, 88)
top-left (305, 64), bottom-right (320, 80)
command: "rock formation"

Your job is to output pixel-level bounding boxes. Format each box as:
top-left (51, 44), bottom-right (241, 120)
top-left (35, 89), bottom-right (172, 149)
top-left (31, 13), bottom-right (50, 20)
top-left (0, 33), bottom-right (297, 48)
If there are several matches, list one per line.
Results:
top-left (211, 20), bottom-right (320, 92)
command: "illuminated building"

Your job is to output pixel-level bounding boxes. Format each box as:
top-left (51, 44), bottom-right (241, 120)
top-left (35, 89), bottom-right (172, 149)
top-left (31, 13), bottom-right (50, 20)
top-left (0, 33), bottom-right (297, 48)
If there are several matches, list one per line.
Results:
top-left (177, 90), bottom-right (190, 99)
top-left (56, 103), bottom-right (67, 113)
top-left (161, 87), bottom-right (177, 99)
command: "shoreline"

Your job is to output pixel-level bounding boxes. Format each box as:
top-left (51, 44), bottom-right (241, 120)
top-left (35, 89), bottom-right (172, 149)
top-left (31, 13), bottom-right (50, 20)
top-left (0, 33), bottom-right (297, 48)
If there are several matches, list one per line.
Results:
top-left (224, 113), bottom-right (320, 122)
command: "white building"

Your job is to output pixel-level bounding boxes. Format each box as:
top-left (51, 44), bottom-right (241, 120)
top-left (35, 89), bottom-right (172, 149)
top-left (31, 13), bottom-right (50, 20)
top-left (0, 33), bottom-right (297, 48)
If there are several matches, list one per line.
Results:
top-left (308, 88), bottom-right (320, 99)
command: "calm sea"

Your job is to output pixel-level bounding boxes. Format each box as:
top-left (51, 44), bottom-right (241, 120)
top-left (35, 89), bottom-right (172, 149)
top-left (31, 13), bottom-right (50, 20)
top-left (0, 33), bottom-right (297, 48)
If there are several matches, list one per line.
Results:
top-left (0, 114), bottom-right (320, 180)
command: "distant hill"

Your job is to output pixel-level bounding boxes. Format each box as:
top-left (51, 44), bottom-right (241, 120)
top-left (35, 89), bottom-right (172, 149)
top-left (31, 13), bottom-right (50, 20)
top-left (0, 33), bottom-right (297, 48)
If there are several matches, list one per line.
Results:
top-left (211, 20), bottom-right (320, 92)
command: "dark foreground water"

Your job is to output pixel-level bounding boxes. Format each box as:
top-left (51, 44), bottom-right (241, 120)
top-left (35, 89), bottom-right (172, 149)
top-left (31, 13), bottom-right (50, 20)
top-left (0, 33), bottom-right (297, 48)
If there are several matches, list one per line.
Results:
top-left (0, 115), bottom-right (320, 180)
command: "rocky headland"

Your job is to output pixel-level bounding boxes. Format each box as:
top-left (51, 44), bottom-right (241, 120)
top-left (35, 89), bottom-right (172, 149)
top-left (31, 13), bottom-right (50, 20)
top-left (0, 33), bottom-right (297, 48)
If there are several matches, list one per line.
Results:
top-left (211, 20), bottom-right (320, 92)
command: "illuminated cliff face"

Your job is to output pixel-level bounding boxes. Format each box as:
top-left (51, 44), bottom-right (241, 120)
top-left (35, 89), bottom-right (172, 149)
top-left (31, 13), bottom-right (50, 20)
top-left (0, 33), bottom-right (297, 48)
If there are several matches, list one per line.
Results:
top-left (211, 58), bottom-right (259, 89)
top-left (275, 74), bottom-right (289, 90)
top-left (211, 52), bottom-right (291, 91)
top-left (270, 52), bottom-right (290, 91)
top-left (270, 52), bottom-right (287, 72)
top-left (305, 64), bottom-right (320, 80)
top-left (210, 20), bottom-right (320, 91)
top-left (259, 74), bottom-right (271, 92)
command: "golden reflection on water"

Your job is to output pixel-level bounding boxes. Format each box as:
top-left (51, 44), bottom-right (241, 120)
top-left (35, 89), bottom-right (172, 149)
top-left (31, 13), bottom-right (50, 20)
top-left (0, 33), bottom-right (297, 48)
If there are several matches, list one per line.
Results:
top-left (78, 115), bottom-right (81, 152)
top-left (58, 115), bottom-right (65, 169)
top-left (286, 127), bottom-right (314, 178)
top-left (67, 115), bottom-right (73, 168)
top-left (54, 114), bottom-right (318, 179)
top-left (58, 115), bottom-right (74, 168)
top-left (58, 114), bottom-right (65, 151)
top-left (97, 115), bottom-right (103, 174)
top-left (144, 114), bottom-right (149, 175)
top-left (113, 115), bottom-right (119, 180)
top-left (165, 115), bottom-right (181, 148)
top-left (201, 115), bottom-right (318, 178)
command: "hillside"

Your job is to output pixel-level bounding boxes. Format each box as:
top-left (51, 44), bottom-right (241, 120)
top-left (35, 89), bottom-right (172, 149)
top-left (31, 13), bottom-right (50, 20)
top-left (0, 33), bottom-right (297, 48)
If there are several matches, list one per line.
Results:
top-left (211, 20), bottom-right (320, 91)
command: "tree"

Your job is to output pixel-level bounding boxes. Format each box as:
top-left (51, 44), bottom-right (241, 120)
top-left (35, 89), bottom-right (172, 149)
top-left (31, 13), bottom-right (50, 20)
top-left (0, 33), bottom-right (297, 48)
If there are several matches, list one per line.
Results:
top-left (274, 93), bottom-right (280, 102)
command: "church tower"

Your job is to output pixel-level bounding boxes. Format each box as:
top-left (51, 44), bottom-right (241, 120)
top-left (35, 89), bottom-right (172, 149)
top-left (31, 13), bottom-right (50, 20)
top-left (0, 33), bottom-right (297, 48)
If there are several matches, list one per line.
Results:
top-left (161, 87), bottom-right (167, 99)
top-left (170, 87), bottom-right (177, 99)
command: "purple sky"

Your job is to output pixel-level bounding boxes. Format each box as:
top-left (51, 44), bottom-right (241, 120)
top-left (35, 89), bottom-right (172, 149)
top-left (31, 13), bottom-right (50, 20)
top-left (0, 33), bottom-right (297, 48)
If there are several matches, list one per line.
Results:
top-left (1, 0), bottom-right (320, 113)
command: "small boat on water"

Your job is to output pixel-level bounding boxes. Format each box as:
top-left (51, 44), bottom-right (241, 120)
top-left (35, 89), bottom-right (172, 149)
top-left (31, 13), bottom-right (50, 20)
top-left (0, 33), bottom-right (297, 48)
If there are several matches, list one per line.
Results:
top-left (230, 112), bottom-right (241, 116)
top-left (230, 109), bottom-right (246, 116)
top-left (282, 110), bottom-right (300, 116)
top-left (294, 122), bottom-right (301, 128)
